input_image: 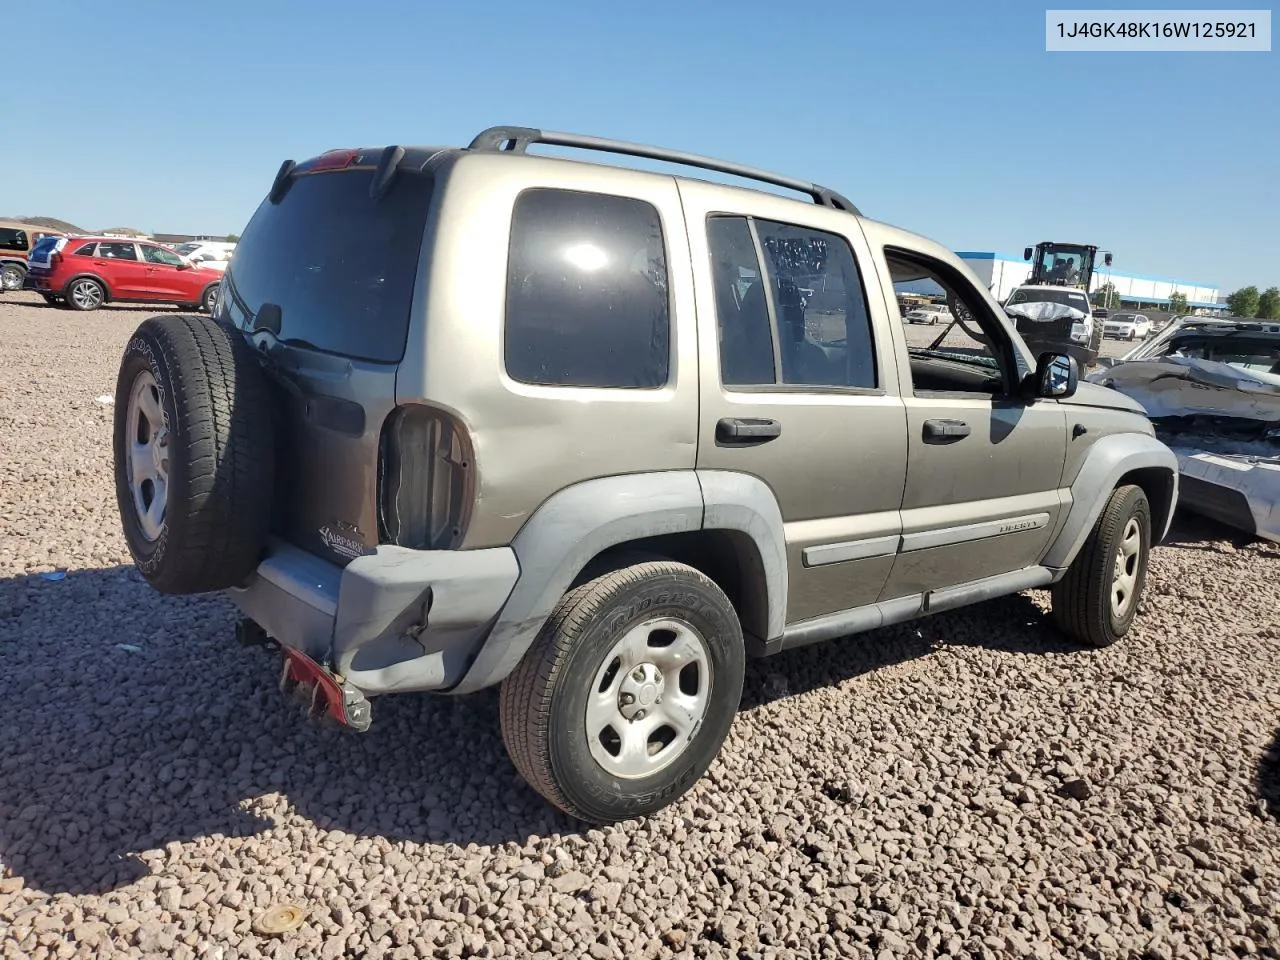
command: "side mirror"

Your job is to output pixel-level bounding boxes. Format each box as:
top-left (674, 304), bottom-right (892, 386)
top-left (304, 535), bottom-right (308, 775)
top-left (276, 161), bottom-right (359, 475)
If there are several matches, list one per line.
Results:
top-left (176, 260), bottom-right (191, 270)
top-left (1023, 247), bottom-right (1033, 261)
top-left (1032, 352), bottom-right (1078, 399)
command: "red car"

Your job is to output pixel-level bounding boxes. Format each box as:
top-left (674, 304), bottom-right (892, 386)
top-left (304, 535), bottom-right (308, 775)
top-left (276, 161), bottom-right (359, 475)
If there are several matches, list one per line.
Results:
top-left (23, 235), bottom-right (224, 312)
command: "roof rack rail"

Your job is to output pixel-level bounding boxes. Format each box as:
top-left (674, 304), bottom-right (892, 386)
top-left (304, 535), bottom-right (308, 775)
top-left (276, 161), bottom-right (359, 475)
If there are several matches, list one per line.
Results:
top-left (467, 125), bottom-right (860, 215)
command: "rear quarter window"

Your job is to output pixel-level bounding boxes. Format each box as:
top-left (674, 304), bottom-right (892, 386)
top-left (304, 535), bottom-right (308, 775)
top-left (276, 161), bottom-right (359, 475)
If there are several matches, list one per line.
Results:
top-left (504, 188), bottom-right (670, 389)
top-left (0, 228), bottom-right (29, 252)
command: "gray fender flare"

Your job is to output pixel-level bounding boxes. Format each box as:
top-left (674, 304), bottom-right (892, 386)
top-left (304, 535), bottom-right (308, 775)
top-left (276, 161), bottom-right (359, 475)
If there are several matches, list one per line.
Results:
top-left (1041, 432), bottom-right (1179, 571)
top-left (449, 469), bottom-right (788, 694)
top-left (696, 469), bottom-right (788, 643)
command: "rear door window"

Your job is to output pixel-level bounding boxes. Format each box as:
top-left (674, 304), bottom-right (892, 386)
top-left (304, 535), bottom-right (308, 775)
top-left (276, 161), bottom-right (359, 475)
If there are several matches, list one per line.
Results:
top-left (708, 215), bottom-right (877, 390)
top-left (220, 167), bottom-right (433, 364)
top-left (504, 188), bottom-right (670, 389)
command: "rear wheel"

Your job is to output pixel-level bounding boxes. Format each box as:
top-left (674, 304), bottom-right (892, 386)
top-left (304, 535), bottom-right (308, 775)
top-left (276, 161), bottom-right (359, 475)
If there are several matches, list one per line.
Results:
top-left (1051, 484), bottom-right (1151, 648)
top-left (113, 314), bottom-right (274, 594)
top-left (67, 277), bottom-right (105, 311)
top-left (500, 560), bottom-right (745, 824)
top-left (200, 283), bottom-right (220, 313)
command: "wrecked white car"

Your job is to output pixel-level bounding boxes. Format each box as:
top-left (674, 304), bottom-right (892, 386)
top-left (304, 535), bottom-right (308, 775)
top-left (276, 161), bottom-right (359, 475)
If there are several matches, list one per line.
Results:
top-left (1088, 317), bottom-right (1280, 542)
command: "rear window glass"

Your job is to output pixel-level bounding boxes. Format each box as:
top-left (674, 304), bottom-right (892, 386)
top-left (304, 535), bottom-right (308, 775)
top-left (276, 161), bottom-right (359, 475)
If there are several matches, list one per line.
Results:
top-left (504, 188), bottom-right (670, 389)
top-left (220, 168), bottom-right (433, 364)
top-left (0, 228), bottom-right (29, 252)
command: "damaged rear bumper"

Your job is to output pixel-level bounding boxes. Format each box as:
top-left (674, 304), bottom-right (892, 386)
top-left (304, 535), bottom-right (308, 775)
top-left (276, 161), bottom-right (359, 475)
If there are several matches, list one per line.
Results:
top-left (227, 538), bottom-right (520, 697)
top-left (1168, 446), bottom-right (1280, 544)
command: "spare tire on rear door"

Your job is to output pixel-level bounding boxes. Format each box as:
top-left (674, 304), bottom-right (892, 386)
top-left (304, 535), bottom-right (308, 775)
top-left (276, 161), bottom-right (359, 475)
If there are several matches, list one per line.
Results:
top-left (113, 314), bottom-right (274, 595)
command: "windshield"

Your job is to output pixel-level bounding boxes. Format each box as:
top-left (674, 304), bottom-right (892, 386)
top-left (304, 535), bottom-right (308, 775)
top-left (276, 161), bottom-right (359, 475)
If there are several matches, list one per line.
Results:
top-left (174, 242), bottom-right (201, 255)
top-left (1109, 313), bottom-right (1142, 323)
top-left (1161, 335), bottom-right (1280, 374)
top-left (1007, 288), bottom-right (1090, 310)
top-left (219, 167), bottom-right (433, 363)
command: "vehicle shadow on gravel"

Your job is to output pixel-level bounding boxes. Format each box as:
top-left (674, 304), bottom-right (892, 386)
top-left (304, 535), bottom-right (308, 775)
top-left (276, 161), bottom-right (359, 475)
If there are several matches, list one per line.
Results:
top-left (738, 590), bottom-right (1072, 711)
top-left (1258, 729), bottom-right (1280, 822)
top-left (1158, 511), bottom-right (1268, 553)
top-left (0, 526), bottom-right (1240, 896)
top-left (0, 565), bottom-right (585, 896)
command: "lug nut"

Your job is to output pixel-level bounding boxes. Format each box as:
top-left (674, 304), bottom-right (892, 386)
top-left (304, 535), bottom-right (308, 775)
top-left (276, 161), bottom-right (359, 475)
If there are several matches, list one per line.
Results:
top-left (632, 667), bottom-right (645, 682)
top-left (620, 692), bottom-right (635, 705)
top-left (633, 709), bottom-right (646, 721)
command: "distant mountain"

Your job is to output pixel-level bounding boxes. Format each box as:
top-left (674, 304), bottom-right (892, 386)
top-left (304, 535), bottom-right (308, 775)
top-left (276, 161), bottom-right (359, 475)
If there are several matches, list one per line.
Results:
top-left (6, 215), bottom-right (86, 234)
top-left (6, 216), bottom-right (153, 237)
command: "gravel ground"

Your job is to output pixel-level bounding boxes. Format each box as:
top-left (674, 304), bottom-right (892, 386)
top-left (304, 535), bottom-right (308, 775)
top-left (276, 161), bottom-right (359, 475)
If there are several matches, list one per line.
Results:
top-left (2, 291), bottom-right (1279, 960)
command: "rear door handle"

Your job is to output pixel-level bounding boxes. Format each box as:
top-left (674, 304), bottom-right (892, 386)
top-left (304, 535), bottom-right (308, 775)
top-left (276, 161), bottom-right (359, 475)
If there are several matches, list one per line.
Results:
top-left (923, 418), bottom-right (971, 442)
top-left (716, 417), bottom-right (782, 445)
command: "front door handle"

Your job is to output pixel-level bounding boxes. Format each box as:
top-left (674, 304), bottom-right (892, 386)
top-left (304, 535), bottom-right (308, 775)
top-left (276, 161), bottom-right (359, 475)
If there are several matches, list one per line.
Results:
top-left (923, 418), bottom-right (971, 442)
top-left (716, 417), bottom-right (782, 445)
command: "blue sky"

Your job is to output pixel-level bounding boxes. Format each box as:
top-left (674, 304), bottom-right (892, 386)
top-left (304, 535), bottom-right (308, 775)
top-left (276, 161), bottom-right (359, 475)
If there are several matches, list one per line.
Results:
top-left (5, 0), bottom-right (1276, 291)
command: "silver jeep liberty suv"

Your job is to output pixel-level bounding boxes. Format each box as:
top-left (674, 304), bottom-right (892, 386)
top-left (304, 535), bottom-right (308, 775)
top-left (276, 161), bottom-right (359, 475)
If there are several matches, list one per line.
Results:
top-left (112, 125), bottom-right (1178, 824)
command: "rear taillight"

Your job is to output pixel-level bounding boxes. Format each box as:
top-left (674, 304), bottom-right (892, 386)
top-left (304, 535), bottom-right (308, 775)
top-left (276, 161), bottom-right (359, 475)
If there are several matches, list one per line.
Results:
top-left (50, 252), bottom-right (63, 266)
top-left (377, 406), bottom-right (474, 550)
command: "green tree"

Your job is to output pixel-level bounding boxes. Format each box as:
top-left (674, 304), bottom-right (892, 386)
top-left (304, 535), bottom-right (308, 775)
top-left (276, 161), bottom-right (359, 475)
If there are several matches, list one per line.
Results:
top-left (1226, 286), bottom-right (1260, 318)
top-left (1168, 291), bottom-right (1189, 314)
top-left (1093, 282), bottom-right (1121, 309)
top-left (1257, 287), bottom-right (1280, 320)
top-left (226, 233), bottom-right (240, 243)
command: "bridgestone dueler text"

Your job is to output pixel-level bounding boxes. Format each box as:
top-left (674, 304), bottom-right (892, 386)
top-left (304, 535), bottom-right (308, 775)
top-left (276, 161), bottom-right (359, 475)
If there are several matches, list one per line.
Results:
top-left (112, 314), bottom-right (274, 595)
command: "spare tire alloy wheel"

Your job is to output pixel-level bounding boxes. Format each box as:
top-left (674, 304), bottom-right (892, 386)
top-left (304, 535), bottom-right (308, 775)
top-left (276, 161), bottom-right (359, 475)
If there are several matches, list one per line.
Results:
top-left (1, 263), bottom-right (23, 291)
top-left (113, 314), bottom-right (274, 595)
top-left (125, 370), bottom-right (170, 542)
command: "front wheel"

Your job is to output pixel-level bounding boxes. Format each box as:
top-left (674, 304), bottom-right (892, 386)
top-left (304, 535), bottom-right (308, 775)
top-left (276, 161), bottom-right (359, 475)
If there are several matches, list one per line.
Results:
top-left (500, 560), bottom-right (745, 824)
top-left (1051, 484), bottom-right (1151, 648)
top-left (200, 283), bottom-right (220, 314)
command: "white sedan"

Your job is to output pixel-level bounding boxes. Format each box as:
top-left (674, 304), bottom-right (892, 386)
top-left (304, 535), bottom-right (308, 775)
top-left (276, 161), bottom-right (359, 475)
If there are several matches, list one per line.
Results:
top-left (1103, 312), bottom-right (1153, 340)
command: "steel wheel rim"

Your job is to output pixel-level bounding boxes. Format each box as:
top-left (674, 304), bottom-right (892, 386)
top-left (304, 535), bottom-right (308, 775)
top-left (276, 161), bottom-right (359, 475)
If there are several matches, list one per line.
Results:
top-left (125, 370), bottom-right (169, 541)
top-left (72, 280), bottom-right (102, 309)
top-left (205, 286), bottom-right (219, 312)
top-left (1, 265), bottom-right (21, 290)
top-left (1110, 516), bottom-right (1143, 619)
top-left (585, 616), bottom-right (713, 779)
